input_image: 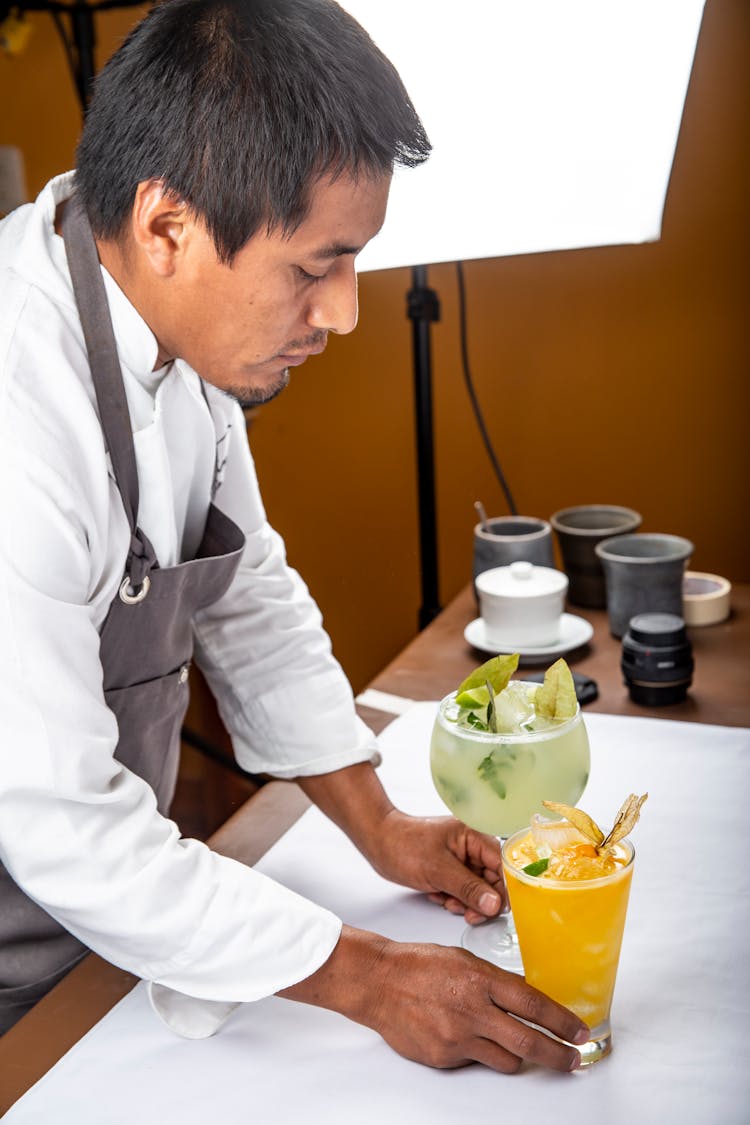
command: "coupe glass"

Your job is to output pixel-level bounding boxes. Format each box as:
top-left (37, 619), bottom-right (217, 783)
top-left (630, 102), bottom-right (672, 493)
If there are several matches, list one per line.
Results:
top-left (429, 688), bottom-right (590, 971)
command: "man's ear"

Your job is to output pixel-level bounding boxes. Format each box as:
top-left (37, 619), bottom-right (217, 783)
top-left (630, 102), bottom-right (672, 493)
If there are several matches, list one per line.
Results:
top-left (129, 180), bottom-right (192, 277)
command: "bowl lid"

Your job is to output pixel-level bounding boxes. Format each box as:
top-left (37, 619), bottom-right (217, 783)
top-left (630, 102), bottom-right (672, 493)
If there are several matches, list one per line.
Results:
top-left (475, 560), bottom-right (568, 598)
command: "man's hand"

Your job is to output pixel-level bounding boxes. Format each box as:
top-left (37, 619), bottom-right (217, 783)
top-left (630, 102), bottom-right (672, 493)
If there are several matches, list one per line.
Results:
top-left (279, 926), bottom-right (588, 1073)
top-left (291, 764), bottom-right (588, 1073)
top-left (365, 809), bottom-right (505, 925)
top-left (297, 762), bottom-right (504, 923)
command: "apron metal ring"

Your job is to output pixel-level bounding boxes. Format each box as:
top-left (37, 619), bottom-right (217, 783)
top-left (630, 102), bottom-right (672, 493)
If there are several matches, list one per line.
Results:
top-left (119, 574), bottom-right (151, 604)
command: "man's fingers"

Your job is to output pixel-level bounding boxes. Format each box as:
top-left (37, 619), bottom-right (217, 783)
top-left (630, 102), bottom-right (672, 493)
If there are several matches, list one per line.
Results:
top-left (463, 905), bottom-right (491, 925)
top-left (455, 884), bottom-right (501, 916)
top-left (436, 826), bottom-right (507, 916)
top-left (427, 890), bottom-right (499, 922)
top-left (364, 939), bottom-right (587, 1075)
top-left (488, 972), bottom-right (589, 1052)
top-left (463, 827), bottom-right (504, 873)
top-left (468, 1037), bottom-right (524, 1074)
top-left (471, 1028), bottom-right (579, 1075)
top-left (444, 856), bottom-right (503, 917)
top-left (484, 1012), bottom-right (582, 1073)
top-left (481, 865), bottom-right (505, 890)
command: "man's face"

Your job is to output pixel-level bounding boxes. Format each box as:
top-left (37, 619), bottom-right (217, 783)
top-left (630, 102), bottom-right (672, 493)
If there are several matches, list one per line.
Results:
top-left (153, 171), bottom-right (391, 403)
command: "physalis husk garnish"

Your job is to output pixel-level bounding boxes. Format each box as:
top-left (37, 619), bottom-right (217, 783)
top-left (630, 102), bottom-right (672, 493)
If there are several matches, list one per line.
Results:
top-left (534, 658), bottom-right (578, 721)
top-left (543, 793), bottom-right (648, 856)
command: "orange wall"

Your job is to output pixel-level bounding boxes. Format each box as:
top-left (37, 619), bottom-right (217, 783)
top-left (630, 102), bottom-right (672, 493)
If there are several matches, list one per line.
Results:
top-left (2, 0), bottom-right (748, 698)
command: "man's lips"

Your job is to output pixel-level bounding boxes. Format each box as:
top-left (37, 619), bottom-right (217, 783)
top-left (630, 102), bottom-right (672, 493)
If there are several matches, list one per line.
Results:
top-left (276, 343), bottom-right (327, 366)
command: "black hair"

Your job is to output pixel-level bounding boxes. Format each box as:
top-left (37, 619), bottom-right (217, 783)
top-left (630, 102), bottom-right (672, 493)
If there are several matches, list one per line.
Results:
top-left (75, 0), bottom-right (430, 262)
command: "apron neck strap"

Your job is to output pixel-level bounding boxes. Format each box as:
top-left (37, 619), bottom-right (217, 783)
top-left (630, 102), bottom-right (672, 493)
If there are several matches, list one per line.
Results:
top-left (61, 193), bottom-right (141, 535)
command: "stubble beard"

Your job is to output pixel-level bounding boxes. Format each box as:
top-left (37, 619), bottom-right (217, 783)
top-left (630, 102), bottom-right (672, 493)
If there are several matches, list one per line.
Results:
top-left (218, 332), bottom-right (325, 407)
top-left (225, 366), bottom-right (291, 409)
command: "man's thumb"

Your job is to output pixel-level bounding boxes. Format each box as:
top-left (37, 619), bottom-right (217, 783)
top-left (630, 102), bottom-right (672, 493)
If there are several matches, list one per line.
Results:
top-left (445, 858), bottom-right (502, 917)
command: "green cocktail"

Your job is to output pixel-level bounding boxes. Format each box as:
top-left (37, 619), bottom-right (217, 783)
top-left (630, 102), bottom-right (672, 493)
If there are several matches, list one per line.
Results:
top-left (430, 685), bottom-right (590, 837)
top-left (429, 656), bottom-right (590, 970)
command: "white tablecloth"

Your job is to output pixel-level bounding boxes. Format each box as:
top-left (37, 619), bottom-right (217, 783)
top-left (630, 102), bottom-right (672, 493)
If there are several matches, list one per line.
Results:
top-left (5, 708), bottom-right (750, 1123)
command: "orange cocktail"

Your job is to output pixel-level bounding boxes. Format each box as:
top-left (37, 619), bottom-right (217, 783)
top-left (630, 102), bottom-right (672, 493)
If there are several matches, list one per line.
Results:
top-left (502, 826), bottom-right (634, 1065)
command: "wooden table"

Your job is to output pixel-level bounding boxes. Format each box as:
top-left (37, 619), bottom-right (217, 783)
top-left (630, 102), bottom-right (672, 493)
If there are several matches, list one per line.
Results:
top-left (360, 583), bottom-right (750, 731)
top-left (2, 583), bottom-right (748, 1113)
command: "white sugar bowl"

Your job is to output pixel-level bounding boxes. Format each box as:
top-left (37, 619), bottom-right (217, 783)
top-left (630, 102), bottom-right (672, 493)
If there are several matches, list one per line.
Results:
top-left (475, 561), bottom-right (569, 648)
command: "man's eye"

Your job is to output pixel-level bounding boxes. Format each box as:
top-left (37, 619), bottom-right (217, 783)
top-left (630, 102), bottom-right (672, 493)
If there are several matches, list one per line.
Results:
top-left (296, 266), bottom-right (325, 282)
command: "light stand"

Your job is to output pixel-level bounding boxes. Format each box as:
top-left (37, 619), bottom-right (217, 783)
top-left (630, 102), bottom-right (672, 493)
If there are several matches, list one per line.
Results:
top-left (407, 265), bottom-right (442, 628)
top-left (9, 0), bottom-right (149, 111)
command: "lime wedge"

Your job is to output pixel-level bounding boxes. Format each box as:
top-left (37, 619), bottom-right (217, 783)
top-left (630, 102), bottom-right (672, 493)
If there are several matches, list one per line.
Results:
top-left (533, 658), bottom-right (577, 721)
top-left (455, 654), bottom-right (519, 708)
top-left (455, 684), bottom-right (492, 709)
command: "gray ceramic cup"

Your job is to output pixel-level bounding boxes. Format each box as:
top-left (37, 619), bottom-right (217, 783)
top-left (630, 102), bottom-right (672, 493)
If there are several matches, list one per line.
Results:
top-left (594, 533), bottom-right (694, 638)
top-left (550, 505), bottom-right (642, 608)
top-left (473, 517), bottom-right (555, 595)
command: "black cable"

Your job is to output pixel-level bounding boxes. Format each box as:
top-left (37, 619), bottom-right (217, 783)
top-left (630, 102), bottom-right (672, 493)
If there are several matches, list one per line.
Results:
top-left (455, 260), bottom-right (518, 516)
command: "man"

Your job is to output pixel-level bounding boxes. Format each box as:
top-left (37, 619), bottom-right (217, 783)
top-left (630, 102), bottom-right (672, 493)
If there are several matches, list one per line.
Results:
top-left (0, 0), bottom-right (588, 1070)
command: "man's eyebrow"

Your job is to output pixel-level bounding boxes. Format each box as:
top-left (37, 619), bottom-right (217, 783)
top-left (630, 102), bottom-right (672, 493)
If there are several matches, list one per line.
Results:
top-left (308, 241), bottom-right (363, 261)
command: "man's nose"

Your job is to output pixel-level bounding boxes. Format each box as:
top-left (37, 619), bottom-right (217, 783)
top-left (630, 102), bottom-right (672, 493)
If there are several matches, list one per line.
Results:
top-left (306, 264), bottom-right (359, 335)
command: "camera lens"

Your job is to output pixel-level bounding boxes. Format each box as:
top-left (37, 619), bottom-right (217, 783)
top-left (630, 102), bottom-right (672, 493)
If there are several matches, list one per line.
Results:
top-left (621, 613), bottom-right (693, 706)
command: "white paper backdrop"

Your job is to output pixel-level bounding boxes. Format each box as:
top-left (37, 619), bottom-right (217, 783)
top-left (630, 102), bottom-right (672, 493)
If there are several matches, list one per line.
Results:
top-left (6, 708), bottom-right (750, 1124)
top-left (342, 1), bottom-right (707, 271)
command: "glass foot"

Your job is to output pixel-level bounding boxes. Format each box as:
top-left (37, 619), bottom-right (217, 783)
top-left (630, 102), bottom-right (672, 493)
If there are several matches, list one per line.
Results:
top-left (575, 1020), bottom-right (612, 1066)
top-left (460, 915), bottom-right (525, 974)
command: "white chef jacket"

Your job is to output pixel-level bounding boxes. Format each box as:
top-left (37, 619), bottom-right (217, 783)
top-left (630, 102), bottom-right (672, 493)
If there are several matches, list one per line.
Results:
top-left (0, 173), bottom-right (379, 1036)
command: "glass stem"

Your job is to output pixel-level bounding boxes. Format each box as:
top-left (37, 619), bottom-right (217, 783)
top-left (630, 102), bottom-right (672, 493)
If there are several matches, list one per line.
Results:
top-left (500, 836), bottom-right (520, 946)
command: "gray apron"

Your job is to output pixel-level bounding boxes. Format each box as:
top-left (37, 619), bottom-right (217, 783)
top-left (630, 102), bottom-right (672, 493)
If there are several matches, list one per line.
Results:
top-left (0, 196), bottom-right (245, 1033)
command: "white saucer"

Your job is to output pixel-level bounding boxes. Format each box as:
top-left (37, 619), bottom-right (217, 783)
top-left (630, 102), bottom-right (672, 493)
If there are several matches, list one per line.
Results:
top-left (464, 613), bottom-right (594, 663)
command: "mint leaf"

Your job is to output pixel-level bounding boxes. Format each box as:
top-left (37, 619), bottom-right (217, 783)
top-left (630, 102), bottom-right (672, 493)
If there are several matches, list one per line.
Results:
top-left (464, 710), bottom-right (488, 730)
top-left (477, 754), bottom-right (507, 799)
top-left (434, 775), bottom-right (468, 807)
top-left (522, 858), bottom-right (550, 877)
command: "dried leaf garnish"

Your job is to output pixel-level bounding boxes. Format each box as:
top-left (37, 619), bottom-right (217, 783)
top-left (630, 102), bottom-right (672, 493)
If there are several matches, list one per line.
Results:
top-left (600, 793), bottom-right (648, 851)
top-left (534, 658), bottom-right (577, 722)
top-left (543, 793), bottom-right (648, 855)
top-left (542, 800), bottom-right (605, 846)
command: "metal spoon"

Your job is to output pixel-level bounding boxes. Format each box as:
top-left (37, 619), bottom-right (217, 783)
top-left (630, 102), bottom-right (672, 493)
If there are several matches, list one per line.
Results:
top-left (474, 500), bottom-right (489, 530)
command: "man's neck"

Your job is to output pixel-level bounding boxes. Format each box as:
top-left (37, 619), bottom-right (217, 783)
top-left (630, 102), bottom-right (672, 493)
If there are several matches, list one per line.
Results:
top-left (56, 200), bottom-right (173, 370)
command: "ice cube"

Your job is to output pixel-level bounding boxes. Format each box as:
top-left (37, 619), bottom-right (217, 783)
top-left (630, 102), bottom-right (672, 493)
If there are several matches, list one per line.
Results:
top-left (493, 681), bottom-right (536, 733)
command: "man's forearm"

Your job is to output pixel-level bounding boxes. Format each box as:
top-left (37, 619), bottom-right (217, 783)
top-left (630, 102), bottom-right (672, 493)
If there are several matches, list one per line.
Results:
top-left (277, 923), bottom-right (388, 1024)
top-left (295, 760), bottom-right (506, 920)
top-left (295, 760), bottom-right (397, 862)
